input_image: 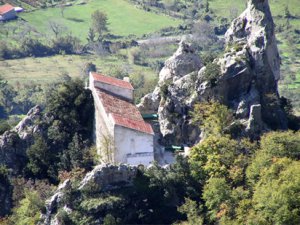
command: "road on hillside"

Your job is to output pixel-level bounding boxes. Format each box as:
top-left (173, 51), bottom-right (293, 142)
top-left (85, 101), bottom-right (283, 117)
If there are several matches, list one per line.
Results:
top-left (137, 34), bottom-right (193, 45)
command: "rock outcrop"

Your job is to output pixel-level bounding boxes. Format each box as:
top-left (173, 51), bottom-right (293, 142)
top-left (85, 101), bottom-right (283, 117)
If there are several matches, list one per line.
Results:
top-left (79, 164), bottom-right (137, 192)
top-left (214, 0), bottom-right (287, 130)
top-left (138, 0), bottom-right (287, 145)
top-left (0, 105), bottom-right (43, 173)
top-left (139, 41), bottom-right (202, 145)
top-left (40, 164), bottom-right (137, 225)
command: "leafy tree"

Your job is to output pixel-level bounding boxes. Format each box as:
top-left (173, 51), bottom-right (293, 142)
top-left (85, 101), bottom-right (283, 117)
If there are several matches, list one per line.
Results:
top-left (252, 158), bottom-right (300, 225)
top-left (247, 131), bottom-right (300, 185)
top-left (59, 133), bottom-right (94, 171)
top-left (9, 191), bottom-right (44, 225)
top-left (189, 135), bottom-right (238, 180)
top-left (0, 165), bottom-right (12, 217)
top-left (0, 78), bottom-right (17, 117)
top-left (91, 10), bottom-right (109, 41)
top-left (46, 79), bottom-right (94, 148)
top-left (25, 136), bottom-right (55, 180)
top-left (205, 0), bottom-right (209, 13)
top-left (203, 177), bottom-right (232, 222)
top-left (87, 28), bottom-right (96, 43)
top-left (103, 214), bottom-right (119, 225)
top-left (177, 198), bottom-right (204, 225)
top-left (0, 120), bottom-right (11, 135)
top-left (191, 101), bottom-right (232, 137)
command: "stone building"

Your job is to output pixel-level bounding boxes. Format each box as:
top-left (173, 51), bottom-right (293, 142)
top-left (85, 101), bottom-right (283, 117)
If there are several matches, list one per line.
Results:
top-left (89, 72), bottom-right (154, 165)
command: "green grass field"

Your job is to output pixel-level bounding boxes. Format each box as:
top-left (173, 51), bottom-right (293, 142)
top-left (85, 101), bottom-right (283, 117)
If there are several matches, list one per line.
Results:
top-left (19, 0), bottom-right (180, 41)
top-left (0, 54), bottom-right (156, 84)
top-left (210, 0), bottom-right (300, 18)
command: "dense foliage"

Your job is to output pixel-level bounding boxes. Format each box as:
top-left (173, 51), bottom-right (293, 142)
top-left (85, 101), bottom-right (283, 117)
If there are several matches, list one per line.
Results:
top-left (8, 128), bottom-right (298, 225)
top-left (23, 79), bottom-right (95, 182)
top-left (0, 78), bottom-right (96, 223)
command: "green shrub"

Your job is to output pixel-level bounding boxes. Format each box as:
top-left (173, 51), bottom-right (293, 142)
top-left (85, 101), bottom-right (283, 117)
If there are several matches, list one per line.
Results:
top-left (0, 120), bottom-right (11, 135)
top-left (203, 62), bottom-right (221, 86)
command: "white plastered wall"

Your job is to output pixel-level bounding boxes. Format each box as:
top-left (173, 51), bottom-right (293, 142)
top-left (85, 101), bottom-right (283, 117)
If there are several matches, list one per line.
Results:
top-left (114, 126), bottom-right (154, 165)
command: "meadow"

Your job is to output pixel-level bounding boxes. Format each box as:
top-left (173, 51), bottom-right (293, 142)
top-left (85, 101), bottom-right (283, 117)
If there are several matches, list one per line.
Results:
top-left (19, 0), bottom-right (181, 41)
top-left (0, 54), bottom-right (156, 84)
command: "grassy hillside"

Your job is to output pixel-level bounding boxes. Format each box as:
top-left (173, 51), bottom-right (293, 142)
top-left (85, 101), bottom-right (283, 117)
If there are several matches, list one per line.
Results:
top-left (0, 53), bottom-right (158, 103)
top-left (18, 0), bottom-right (180, 41)
top-left (0, 54), bottom-right (153, 83)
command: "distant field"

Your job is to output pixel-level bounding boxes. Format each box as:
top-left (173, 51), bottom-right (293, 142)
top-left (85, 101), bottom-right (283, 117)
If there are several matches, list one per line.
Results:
top-left (19, 0), bottom-right (181, 41)
top-left (210, 0), bottom-right (300, 18)
top-left (0, 54), bottom-right (156, 85)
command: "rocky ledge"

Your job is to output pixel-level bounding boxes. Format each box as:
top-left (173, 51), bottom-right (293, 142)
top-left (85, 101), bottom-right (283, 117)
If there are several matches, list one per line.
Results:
top-left (138, 0), bottom-right (287, 145)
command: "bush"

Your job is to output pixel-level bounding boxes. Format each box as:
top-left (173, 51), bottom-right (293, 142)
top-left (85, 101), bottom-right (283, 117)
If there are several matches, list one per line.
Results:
top-left (52, 35), bottom-right (82, 54)
top-left (20, 38), bottom-right (52, 57)
top-left (0, 120), bottom-right (11, 135)
top-left (203, 62), bottom-right (221, 86)
top-left (201, 51), bottom-right (218, 66)
top-left (0, 41), bottom-right (10, 59)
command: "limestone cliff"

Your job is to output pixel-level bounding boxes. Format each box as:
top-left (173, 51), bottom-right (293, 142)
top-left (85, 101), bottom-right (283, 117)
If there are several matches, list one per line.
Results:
top-left (40, 164), bottom-right (137, 225)
top-left (138, 0), bottom-right (287, 145)
top-left (0, 105), bottom-right (43, 173)
top-left (0, 106), bottom-right (42, 217)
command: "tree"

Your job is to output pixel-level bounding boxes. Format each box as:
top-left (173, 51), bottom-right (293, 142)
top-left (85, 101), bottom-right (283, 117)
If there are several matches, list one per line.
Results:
top-left (189, 135), bottom-right (239, 180)
top-left (284, 5), bottom-right (292, 19)
top-left (191, 101), bottom-right (232, 136)
top-left (26, 136), bottom-right (55, 180)
top-left (178, 198), bottom-right (204, 225)
top-left (0, 77), bottom-right (17, 117)
top-left (252, 158), bottom-right (300, 225)
top-left (59, 0), bottom-right (66, 18)
top-left (48, 20), bottom-right (66, 39)
top-left (91, 10), bottom-right (109, 41)
top-left (247, 130), bottom-right (300, 185)
top-left (203, 177), bottom-right (232, 222)
top-left (87, 27), bottom-right (96, 43)
top-left (100, 133), bottom-right (115, 163)
top-left (9, 191), bottom-right (44, 225)
top-left (205, 0), bottom-right (209, 13)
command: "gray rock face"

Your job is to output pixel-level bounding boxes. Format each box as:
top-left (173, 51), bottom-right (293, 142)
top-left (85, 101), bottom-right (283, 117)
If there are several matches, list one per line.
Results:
top-left (138, 0), bottom-right (287, 145)
top-left (157, 72), bottom-right (201, 145)
top-left (0, 105), bottom-right (43, 173)
top-left (246, 104), bottom-right (264, 135)
top-left (138, 41), bottom-right (202, 145)
top-left (79, 164), bottom-right (137, 192)
top-left (14, 105), bottom-right (43, 142)
top-left (158, 41), bottom-right (202, 86)
top-left (40, 179), bottom-right (71, 225)
top-left (40, 164), bottom-right (138, 225)
top-left (219, 0), bottom-right (286, 129)
top-left (137, 87), bottom-right (161, 114)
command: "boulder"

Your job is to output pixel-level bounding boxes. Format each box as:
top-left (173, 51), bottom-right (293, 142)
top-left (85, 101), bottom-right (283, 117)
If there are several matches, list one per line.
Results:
top-left (158, 40), bottom-right (202, 86)
top-left (79, 164), bottom-right (137, 192)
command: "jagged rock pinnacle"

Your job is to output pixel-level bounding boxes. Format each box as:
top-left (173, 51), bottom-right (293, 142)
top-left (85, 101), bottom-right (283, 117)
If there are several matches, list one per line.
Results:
top-left (138, 0), bottom-right (287, 145)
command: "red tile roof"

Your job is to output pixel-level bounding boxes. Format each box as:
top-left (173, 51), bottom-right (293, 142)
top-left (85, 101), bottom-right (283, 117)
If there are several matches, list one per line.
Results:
top-left (112, 114), bottom-right (153, 135)
top-left (91, 72), bottom-right (134, 90)
top-left (96, 89), bottom-right (153, 135)
top-left (0, 4), bottom-right (14, 15)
